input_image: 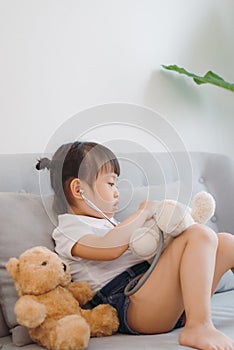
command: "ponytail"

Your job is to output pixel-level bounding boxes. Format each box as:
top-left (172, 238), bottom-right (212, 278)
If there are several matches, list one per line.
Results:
top-left (36, 156), bottom-right (67, 214)
top-left (36, 157), bottom-right (51, 170)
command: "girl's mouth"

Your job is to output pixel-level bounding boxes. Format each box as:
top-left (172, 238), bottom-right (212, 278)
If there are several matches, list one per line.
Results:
top-left (113, 201), bottom-right (119, 209)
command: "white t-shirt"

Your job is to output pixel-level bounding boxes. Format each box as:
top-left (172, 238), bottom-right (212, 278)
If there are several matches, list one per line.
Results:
top-left (52, 214), bottom-right (144, 292)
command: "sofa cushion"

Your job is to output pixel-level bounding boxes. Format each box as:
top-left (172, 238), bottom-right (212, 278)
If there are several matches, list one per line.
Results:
top-left (215, 269), bottom-right (234, 293)
top-left (0, 304), bottom-right (9, 337)
top-left (0, 193), bottom-right (57, 330)
top-left (11, 326), bottom-right (33, 347)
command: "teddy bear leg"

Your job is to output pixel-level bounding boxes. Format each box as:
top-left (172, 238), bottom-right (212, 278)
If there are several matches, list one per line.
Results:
top-left (81, 304), bottom-right (119, 337)
top-left (53, 315), bottom-right (90, 350)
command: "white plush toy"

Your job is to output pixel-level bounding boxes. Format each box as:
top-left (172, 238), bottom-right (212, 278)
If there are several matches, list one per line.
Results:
top-left (130, 191), bottom-right (216, 259)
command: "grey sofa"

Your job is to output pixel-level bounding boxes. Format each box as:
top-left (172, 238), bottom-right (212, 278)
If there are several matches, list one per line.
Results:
top-left (0, 151), bottom-right (234, 350)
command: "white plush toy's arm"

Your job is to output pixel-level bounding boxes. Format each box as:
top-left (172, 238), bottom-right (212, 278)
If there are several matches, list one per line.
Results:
top-left (129, 191), bottom-right (216, 259)
top-left (14, 295), bottom-right (47, 328)
top-left (156, 200), bottom-right (195, 237)
top-left (129, 201), bottom-right (193, 259)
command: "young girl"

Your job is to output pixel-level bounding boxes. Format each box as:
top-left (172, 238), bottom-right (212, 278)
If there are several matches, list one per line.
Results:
top-left (37, 141), bottom-right (234, 350)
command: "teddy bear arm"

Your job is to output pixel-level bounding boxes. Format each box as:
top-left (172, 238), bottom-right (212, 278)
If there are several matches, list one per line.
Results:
top-left (67, 281), bottom-right (94, 305)
top-left (15, 295), bottom-right (47, 328)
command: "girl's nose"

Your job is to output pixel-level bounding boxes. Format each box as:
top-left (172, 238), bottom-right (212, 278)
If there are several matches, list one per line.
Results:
top-left (114, 188), bottom-right (119, 198)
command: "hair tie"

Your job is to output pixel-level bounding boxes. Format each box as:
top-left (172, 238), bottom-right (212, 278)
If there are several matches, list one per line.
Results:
top-left (36, 157), bottom-right (51, 171)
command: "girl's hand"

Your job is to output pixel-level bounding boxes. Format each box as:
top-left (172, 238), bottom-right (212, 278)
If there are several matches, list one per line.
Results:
top-left (138, 200), bottom-right (158, 220)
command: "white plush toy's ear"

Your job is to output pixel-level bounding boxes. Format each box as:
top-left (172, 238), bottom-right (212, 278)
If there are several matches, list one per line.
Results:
top-left (191, 191), bottom-right (216, 224)
top-left (6, 258), bottom-right (19, 280)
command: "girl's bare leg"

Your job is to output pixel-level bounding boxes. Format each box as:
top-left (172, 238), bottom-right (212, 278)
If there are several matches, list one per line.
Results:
top-left (178, 231), bottom-right (234, 350)
top-left (127, 225), bottom-right (234, 350)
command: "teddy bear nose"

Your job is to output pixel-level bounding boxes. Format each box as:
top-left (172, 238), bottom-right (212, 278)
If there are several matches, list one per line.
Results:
top-left (62, 263), bottom-right (67, 272)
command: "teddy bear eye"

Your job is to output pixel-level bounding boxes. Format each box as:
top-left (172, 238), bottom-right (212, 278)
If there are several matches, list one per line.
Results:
top-left (41, 261), bottom-right (47, 266)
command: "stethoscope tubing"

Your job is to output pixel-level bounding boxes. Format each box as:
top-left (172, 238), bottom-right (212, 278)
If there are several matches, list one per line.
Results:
top-left (124, 215), bottom-right (164, 296)
top-left (80, 191), bottom-right (163, 296)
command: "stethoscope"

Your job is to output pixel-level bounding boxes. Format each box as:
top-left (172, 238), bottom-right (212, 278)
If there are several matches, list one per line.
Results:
top-left (79, 189), bottom-right (117, 227)
top-left (80, 189), bottom-right (164, 296)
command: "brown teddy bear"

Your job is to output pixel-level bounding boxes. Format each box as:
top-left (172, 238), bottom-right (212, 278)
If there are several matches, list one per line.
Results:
top-left (6, 246), bottom-right (119, 350)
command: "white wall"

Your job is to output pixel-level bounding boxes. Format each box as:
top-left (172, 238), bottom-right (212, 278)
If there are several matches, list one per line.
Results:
top-left (0, 0), bottom-right (234, 156)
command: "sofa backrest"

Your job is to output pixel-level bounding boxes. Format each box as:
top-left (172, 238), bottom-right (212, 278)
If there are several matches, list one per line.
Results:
top-left (0, 151), bottom-right (234, 233)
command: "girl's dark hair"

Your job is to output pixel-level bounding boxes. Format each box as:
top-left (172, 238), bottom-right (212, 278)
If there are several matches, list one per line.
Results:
top-left (36, 141), bottom-right (120, 214)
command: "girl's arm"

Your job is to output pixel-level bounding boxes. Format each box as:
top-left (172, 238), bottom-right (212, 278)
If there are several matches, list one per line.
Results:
top-left (71, 201), bottom-right (158, 261)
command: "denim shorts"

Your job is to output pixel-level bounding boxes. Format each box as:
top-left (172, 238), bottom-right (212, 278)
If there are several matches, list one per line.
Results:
top-left (89, 261), bottom-right (185, 334)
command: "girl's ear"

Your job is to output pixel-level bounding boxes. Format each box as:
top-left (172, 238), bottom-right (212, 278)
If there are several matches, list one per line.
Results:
top-left (70, 178), bottom-right (83, 199)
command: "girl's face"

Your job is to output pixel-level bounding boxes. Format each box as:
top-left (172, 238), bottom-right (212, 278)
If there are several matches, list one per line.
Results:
top-left (81, 171), bottom-right (119, 218)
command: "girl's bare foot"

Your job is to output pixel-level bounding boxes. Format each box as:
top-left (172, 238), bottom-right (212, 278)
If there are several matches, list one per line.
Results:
top-left (179, 322), bottom-right (234, 350)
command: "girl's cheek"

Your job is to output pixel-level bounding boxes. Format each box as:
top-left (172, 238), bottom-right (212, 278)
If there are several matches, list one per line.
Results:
top-left (95, 189), bottom-right (108, 202)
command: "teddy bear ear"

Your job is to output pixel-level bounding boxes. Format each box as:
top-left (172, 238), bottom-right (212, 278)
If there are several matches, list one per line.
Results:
top-left (6, 258), bottom-right (19, 280)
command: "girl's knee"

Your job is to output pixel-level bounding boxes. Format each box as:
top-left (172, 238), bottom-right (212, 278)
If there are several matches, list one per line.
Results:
top-left (185, 224), bottom-right (218, 246)
top-left (217, 231), bottom-right (234, 247)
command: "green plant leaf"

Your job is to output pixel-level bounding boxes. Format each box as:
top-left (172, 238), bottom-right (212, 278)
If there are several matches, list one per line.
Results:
top-left (162, 64), bottom-right (234, 92)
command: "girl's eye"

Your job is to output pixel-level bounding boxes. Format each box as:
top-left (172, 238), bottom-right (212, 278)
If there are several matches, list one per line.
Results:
top-left (108, 182), bottom-right (115, 187)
